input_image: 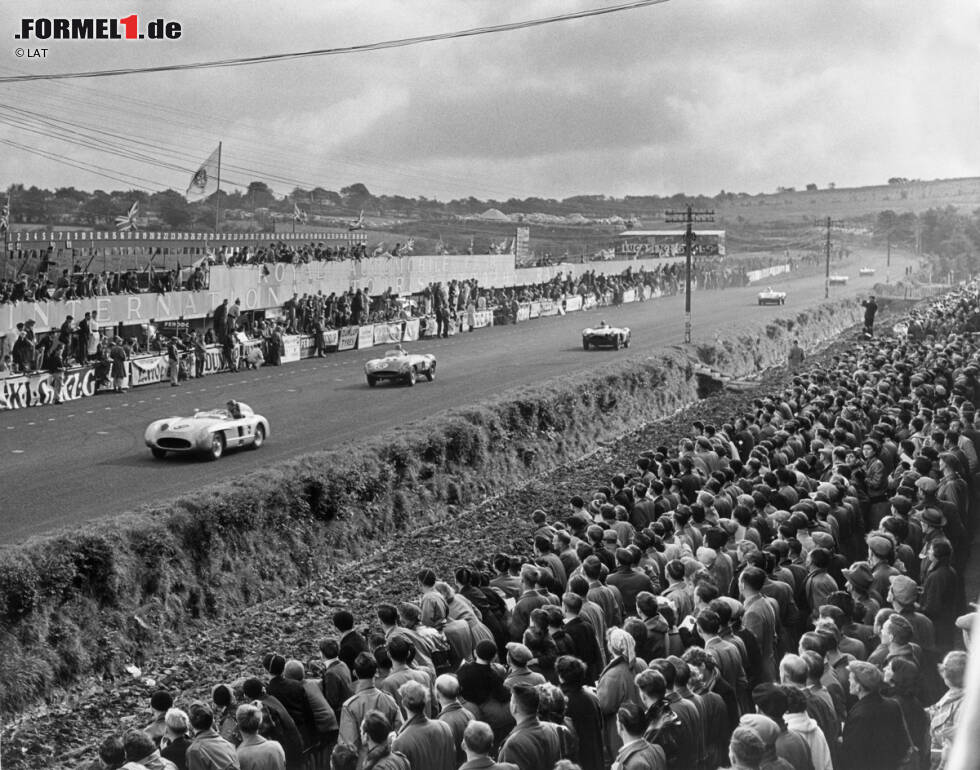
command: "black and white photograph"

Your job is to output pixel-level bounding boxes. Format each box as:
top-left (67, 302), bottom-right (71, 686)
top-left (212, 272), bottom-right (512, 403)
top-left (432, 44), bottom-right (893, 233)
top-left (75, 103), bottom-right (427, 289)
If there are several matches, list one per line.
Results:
top-left (1, 2), bottom-right (979, 768)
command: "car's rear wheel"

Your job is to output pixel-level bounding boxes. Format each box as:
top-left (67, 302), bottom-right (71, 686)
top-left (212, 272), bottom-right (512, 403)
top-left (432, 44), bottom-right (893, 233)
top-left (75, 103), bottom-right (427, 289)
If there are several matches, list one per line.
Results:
top-left (582, 339), bottom-right (590, 350)
top-left (251, 424), bottom-right (265, 449)
top-left (208, 433), bottom-right (225, 461)
top-left (406, 369), bottom-right (417, 386)
top-left (425, 363), bottom-right (435, 382)
top-left (150, 447), bottom-right (167, 459)
top-left (367, 375), bottom-right (377, 387)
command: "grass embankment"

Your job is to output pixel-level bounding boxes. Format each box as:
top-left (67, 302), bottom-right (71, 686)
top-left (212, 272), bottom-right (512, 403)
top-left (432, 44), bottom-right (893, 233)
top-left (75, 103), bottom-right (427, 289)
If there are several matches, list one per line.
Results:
top-left (0, 296), bottom-right (879, 717)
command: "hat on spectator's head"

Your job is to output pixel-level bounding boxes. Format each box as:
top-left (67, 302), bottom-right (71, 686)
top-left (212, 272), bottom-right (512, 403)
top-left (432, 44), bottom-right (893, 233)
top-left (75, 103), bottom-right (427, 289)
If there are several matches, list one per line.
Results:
top-left (602, 529), bottom-right (619, 543)
top-left (888, 575), bottom-right (920, 607)
top-left (915, 477), bottom-right (938, 495)
top-left (848, 660), bottom-right (884, 692)
top-left (885, 613), bottom-right (915, 640)
top-left (920, 508), bottom-right (947, 528)
top-left (397, 602), bottom-right (422, 624)
top-left (955, 612), bottom-right (976, 632)
top-left (811, 532), bottom-right (835, 551)
top-left (738, 714), bottom-right (780, 748)
top-left (262, 653), bottom-right (286, 676)
top-left (842, 561), bottom-right (874, 591)
top-left (505, 642), bottom-right (532, 666)
top-left (475, 640), bottom-right (497, 661)
top-left (867, 534), bottom-right (894, 558)
top-left (150, 690), bottom-right (173, 712)
top-left (719, 518), bottom-right (738, 536)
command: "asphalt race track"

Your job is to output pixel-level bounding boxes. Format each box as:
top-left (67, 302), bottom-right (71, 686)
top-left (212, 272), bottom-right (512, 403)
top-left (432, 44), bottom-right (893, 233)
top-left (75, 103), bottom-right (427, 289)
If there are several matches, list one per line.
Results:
top-left (0, 251), bottom-right (915, 545)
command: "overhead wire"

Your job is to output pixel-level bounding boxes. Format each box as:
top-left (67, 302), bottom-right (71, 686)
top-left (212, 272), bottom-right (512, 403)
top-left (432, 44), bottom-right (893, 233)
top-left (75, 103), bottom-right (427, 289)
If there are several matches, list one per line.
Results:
top-left (0, 0), bottom-right (669, 83)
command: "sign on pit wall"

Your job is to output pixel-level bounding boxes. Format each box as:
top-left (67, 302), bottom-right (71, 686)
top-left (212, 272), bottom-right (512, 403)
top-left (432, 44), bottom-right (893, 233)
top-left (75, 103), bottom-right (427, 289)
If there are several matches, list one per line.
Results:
top-left (1, 366), bottom-right (97, 409)
top-left (402, 319), bottom-right (420, 341)
top-left (281, 335), bottom-right (301, 364)
top-left (373, 323), bottom-right (403, 345)
top-left (357, 325), bottom-right (375, 349)
top-left (337, 327), bottom-right (359, 351)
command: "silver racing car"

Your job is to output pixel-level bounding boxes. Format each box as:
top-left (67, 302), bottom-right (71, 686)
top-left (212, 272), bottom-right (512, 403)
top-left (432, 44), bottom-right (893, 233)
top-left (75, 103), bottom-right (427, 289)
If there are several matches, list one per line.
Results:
top-left (364, 347), bottom-right (437, 387)
top-left (582, 321), bottom-right (631, 350)
top-left (144, 400), bottom-right (269, 460)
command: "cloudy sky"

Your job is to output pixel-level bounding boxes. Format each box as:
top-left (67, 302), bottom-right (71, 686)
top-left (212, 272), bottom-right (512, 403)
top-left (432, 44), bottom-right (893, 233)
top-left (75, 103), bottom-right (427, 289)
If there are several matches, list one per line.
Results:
top-left (1, 0), bottom-right (978, 201)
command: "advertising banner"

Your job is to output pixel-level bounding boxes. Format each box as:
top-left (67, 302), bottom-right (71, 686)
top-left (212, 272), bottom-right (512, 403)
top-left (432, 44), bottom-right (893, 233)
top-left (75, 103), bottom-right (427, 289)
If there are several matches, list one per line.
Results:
top-left (473, 310), bottom-right (493, 329)
top-left (356, 325), bottom-right (375, 349)
top-left (373, 322), bottom-right (403, 345)
top-left (538, 300), bottom-right (559, 317)
top-left (281, 335), bottom-right (301, 364)
top-left (622, 288), bottom-right (637, 303)
top-left (0, 366), bottom-right (97, 409)
top-left (402, 318), bottom-right (420, 341)
top-left (516, 304), bottom-right (531, 322)
top-left (323, 330), bottom-right (340, 348)
top-left (565, 295), bottom-right (583, 312)
top-left (129, 354), bottom-right (169, 387)
top-left (338, 327), bottom-right (358, 351)
top-left (202, 345), bottom-right (227, 375)
top-left (528, 301), bottom-right (542, 319)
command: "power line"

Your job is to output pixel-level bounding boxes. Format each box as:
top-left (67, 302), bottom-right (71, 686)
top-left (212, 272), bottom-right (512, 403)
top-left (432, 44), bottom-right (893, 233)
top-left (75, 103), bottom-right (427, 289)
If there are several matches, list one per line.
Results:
top-left (0, 0), bottom-right (670, 83)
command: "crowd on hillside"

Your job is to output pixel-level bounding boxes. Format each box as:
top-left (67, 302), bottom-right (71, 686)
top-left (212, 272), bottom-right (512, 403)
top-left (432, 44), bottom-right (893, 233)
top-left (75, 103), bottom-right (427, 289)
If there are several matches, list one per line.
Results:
top-left (75, 284), bottom-right (980, 770)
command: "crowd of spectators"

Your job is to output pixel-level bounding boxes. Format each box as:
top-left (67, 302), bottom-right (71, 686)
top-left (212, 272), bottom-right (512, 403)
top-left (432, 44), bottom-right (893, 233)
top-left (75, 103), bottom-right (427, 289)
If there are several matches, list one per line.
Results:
top-left (77, 283), bottom-right (980, 770)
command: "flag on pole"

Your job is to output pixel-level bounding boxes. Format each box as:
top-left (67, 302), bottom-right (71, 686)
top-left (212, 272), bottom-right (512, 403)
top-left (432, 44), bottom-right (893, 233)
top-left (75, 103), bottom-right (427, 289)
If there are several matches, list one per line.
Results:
top-left (185, 145), bottom-right (220, 201)
top-left (293, 203), bottom-right (307, 223)
top-left (115, 201), bottom-right (140, 232)
top-left (0, 197), bottom-right (8, 233)
top-left (348, 210), bottom-right (364, 231)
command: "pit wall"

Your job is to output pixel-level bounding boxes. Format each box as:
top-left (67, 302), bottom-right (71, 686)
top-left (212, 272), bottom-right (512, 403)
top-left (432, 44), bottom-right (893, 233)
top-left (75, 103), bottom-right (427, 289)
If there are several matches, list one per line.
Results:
top-left (0, 296), bottom-right (873, 715)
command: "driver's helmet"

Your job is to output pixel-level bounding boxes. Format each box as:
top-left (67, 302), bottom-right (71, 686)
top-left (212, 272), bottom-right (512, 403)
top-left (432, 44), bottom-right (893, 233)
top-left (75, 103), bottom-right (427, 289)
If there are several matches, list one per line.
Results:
top-left (599, 320), bottom-right (609, 328)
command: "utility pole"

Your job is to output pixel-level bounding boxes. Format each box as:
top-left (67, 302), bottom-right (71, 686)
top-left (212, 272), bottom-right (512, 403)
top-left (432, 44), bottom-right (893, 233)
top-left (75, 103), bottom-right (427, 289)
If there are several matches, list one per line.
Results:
top-left (666, 206), bottom-right (715, 343)
top-left (823, 216), bottom-right (843, 298)
top-left (886, 231), bottom-right (891, 284)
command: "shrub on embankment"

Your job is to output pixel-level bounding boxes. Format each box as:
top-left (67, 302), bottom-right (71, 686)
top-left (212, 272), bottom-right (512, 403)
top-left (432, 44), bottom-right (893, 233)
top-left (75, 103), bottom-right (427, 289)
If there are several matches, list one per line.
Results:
top-left (0, 296), bottom-right (883, 716)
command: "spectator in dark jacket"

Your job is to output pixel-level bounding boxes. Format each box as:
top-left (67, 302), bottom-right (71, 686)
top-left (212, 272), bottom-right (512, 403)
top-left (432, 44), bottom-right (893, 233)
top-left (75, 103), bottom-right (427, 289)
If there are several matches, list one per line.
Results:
top-left (840, 661), bottom-right (910, 770)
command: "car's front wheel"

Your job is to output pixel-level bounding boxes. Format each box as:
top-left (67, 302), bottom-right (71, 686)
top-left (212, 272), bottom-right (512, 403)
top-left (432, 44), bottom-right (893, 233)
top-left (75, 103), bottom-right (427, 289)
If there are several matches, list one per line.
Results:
top-left (425, 363), bottom-right (435, 382)
top-left (251, 424), bottom-right (265, 449)
top-left (405, 368), bottom-right (417, 386)
top-left (613, 336), bottom-right (621, 350)
top-left (150, 447), bottom-right (167, 459)
top-left (623, 337), bottom-right (630, 348)
top-left (582, 339), bottom-right (590, 350)
top-left (207, 433), bottom-right (225, 461)
top-left (367, 375), bottom-right (378, 387)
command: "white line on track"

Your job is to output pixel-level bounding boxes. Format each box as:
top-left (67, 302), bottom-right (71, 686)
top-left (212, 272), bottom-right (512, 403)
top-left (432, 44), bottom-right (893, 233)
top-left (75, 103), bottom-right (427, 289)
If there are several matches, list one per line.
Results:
top-left (11, 449), bottom-right (24, 453)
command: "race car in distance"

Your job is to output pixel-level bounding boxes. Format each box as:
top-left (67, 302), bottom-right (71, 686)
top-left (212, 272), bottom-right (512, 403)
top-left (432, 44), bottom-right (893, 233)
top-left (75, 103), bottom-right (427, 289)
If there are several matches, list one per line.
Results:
top-left (757, 287), bottom-right (787, 306)
top-left (829, 275), bottom-right (849, 285)
top-left (365, 346), bottom-right (436, 386)
top-left (582, 321), bottom-right (631, 350)
top-left (859, 267), bottom-right (876, 277)
top-left (144, 400), bottom-right (268, 460)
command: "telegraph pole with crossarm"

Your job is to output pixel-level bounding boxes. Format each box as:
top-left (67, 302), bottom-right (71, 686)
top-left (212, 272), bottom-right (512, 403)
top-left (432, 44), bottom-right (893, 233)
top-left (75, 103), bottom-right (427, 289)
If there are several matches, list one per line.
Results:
top-left (823, 217), bottom-right (845, 298)
top-left (665, 206), bottom-right (715, 343)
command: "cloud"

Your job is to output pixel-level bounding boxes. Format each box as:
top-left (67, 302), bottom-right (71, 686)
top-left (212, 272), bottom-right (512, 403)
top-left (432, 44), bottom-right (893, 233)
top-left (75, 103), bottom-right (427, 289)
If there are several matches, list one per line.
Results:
top-left (1, 0), bottom-right (977, 199)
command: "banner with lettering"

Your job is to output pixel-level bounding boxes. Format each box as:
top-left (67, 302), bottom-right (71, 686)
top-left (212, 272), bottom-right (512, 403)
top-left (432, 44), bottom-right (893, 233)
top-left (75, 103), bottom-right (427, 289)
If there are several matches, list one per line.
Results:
top-left (356, 325), bottom-right (375, 349)
top-left (473, 310), bottom-right (493, 329)
top-left (129, 354), bottom-right (169, 387)
top-left (516, 304), bottom-right (531, 322)
top-left (622, 288), bottom-right (637, 303)
top-left (281, 335), bottom-right (301, 364)
top-left (373, 322), bottom-right (403, 345)
top-left (323, 330), bottom-right (339, 348)
top-left (402, 318), bottom-right (420, 341)
top-left (565, 295), bottom-right (583, 312)
top-left (528, 302), bottom-right (542, 319)
top-left (0, 366), bottom-right (97, 409)
top-left (338, 327), bottom-right (359, 351)
top-left (538, 300), bottom-right (559, 317)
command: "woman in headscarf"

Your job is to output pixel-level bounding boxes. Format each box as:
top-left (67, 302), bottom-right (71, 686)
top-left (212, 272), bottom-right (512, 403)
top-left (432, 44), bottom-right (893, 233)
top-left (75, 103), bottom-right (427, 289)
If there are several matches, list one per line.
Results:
top-left (597, 627), bottom-right (643, 758)
top-left (435, 580), bottom-right (494, 662)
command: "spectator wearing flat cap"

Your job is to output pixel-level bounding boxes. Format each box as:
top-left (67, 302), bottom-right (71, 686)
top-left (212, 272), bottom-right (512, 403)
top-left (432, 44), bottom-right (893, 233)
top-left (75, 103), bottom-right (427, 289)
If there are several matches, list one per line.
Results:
top-left (122, 728), bottom-right (177, 770)
top-left (503, 643), bottom-right (546, 691)
top-left (185, 702), bottom-right (240, 770)
top-left (866, 533), bottom-right (900, 600)
top-left (887, 575), bottom-right (936, 655)
top-left (841, 661), bottom-right (910, 770)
